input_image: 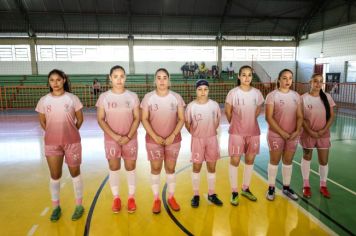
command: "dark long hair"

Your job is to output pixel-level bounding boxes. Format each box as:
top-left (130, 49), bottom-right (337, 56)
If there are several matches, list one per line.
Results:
top-left (237, 65), bottom-right (253, 86)
top-left (48, 69), bottom-right (71, 92)
top-left (276, 68), bottom-right (293, 88)
top-left (110, 65), bottom-right (126, 76)
top-left (312, 73), bottom-right (331, 121)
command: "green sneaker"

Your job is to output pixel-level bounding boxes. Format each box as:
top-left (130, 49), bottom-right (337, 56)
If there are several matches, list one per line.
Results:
top-left (230, 192), bottom-right (239, 206)
top-left (241, 188), bottom-right (257, 201)
top-left (71, 205), bottom-right (84, 221)
top-left (50, 206), bottom-right (61, 222)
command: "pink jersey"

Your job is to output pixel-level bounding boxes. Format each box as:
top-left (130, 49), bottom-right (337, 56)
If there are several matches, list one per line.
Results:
top-left (265, 89), bottom-right (301, 137)
top-left (35, 92), bottom-right (83, 145)
top-left (225, 87), bottom-right (264, 136)
top-left (301, 92), bottom-right (336, 139)
top-left (185, 99), bottom-right (221, 138)
top-left (141, 90), bottom-right (185, 144)
top-left (96, 89), bottom-right (140, 142)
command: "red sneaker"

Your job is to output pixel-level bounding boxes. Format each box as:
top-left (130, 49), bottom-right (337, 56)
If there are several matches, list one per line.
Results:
top-left (112, 197), bottom-right (121, 213)
top-left (320, 186), bottom-right (331, 198)
top-left (152, 199), bottom-right (161, 214)
top-left (127, 198), bottom-right (136, 213)
top-left (168, 196), bottom-right (180, 211)
top-left (303, 186), bottom-right (312, 198)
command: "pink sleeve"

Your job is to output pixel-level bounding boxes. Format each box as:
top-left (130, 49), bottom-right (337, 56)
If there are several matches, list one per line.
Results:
top-left (257, 90), bottom-right (264, 106)
top-left (95, 93), bottom-right (105, 108)
top-left (185, 103), bottom-right (192, 124)
top-left (295, 93), bottom-right (301, 105)
top-left (73, 95), bottom-right (83, 111)
top-left (140, 94), bottom-right (149, 111)
top-left (265, 92), bottom-right (275, 105)
top-left (134, 94), bottom-right (140, 108)
top-left (176, 94), bottom-right (186, 108)
top-left (326, 93), bottom-right (336, 107)
top-left (35, 97), bottom-right (45, 113)
top-left (225, 90), bottom-right (233, 105)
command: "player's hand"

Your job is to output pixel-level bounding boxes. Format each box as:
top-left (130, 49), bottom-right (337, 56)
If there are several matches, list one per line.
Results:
top-left (113, 134), bottom-right (122, 143)
top-left (119, 136), bottom-right (130, 145)
top-left (164, 134), bottom-right (176, 146)
top-left (280, 130), bottom-right (290, 140)
top-left (153, 135), bottom-right (165, 145)
top-left (289, 131), bottom-right (299, 140)
top-left (318, 129), bottom-right (327, 136)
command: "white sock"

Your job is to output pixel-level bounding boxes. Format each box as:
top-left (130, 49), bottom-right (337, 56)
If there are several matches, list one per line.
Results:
top-left (282, 164), bottom-right (293, 186)
top-left (301, 159), bottom-right (311, 187)
top-left (192, 172), bottom-right (200, 195)
top-left (126, 170), bottom-right (136, 198)
top-left (50, 178), bottom-right (60, 207)
top-left (72, 175), bottom-right (83, 205)
top-left (268, 163), bottom-right (278, 187)
top-left (229, 164), bottom-right (238, 192)
top-left (242, 164), bottom-right (254, 190)
top-left (319, 164), bottom-right (329, 187)
top-left (207, 173), bottom-right (216, 195)
top-left (166, 174), bottom-right (176, 198)
top-left (151, 174), bottom-right (160, 199)
top-left (109, 170), bottom-right (120, 198)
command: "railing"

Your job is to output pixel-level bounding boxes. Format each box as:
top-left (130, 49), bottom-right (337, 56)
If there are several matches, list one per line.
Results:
top-left (1, 82), bottom-right (355, 110)
top-left (252, 61), bottom-right (272, 83)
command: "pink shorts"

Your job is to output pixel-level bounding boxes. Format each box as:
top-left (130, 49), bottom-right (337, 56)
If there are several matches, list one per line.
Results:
top-left (105, 138), bottom-right (138, 160)
top-left (146, 142), bottom-right (181, 161)
top-left (45, 143), bottom-right (82, 167)
top-left (300, 136), bottom-right (330, 149)
top-left (191, 136), bottom-right (220, 163)
top-left (228, 135), bottom-right (260, 156)
top-left (267, 134), bottom-right (299, 152)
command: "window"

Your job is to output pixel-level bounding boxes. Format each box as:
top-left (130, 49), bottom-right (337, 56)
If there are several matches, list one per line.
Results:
top-left (346, 61), bottom-right (356, 82)
top-left (0, 45), bottom-right (30, 61)
top-left (222, 47), bottom-right (295, 61)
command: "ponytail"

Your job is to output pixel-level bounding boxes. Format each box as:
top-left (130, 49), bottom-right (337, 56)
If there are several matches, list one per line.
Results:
top-left (319, 89), bottom-right (331, 121)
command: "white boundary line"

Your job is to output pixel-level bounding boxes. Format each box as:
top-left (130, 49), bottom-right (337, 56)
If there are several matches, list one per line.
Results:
top-left (40, 207), bottom-right (49, 217)
top-left (293, 160), bottom-right (356, 196)
top-left (251, 164), bottom-right (337, 236)
top-left (27, 224), bottom-right (38, 236)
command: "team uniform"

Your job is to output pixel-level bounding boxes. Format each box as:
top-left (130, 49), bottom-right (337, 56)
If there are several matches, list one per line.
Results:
top-left (300, 93), bottom-right (336, 149)
top-left (96, 90), bottom-right (140, 160)
top-left (265, 89), bottom-right (301, 152)
top-left (96, 89), bottom-right (140, 212)
top-left (141, 90), bottom-right (185, 160)
top-left (185, 99), bottom-right (221, 163)
top-left (36, 91), bottom-right (84, 220)
top-left (300, 92), bottom-right (336, 198)
top-left (225, 86), bottom-right (264, 204)
top-left (265, 89), bottom-right (301, 201)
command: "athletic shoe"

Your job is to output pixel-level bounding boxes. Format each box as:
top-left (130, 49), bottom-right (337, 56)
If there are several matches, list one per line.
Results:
top-left (266, 186), bottom-right (275, 201)
top-left (320, 186), bottom-right (331, 198)
top-left (127, 198), bottom-right (136, 213)
top-left (71, 205), bottom-right (84, 221)
top-left (282, 186), bottom-right (299, 201)
top-left (208, 194), bottom-right (223, 206)
top-left (241, 188), bottom-right (257, 201)
top-left (50, 206), bottom-right (61, 222)
top-left (230, 192), bottom-right (239, 206)
top-left (112, 197), bottom-right (121, 213)
top-left (168, 196), bottom-right (180, 211)
top-left (303, 186), bottom-right (312, 198)
top-left (191, 195), bottom-right (200, 208)
top-left (152, 199), bottom-right (161, 214)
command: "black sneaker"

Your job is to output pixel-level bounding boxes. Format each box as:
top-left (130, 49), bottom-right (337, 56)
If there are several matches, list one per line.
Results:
top-left (208, 194), bottom-right (223, 206)
top-left (266, 186), bottom-right (275, 201)
top-left (191, 195), bottom-right (200, 208)
top-left (282, 186), bottom-right (298, 201)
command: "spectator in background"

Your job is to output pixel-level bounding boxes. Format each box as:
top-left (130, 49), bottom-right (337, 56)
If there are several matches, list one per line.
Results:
top-left (198, 62), bottom-right (209, 79)
top-left (93, 79), bottom-right (101, 96)
top-left (228, 62), bottom-right (234, 79)
top-left (181, 62), bottom-right (189, 78)
top-left (211, 65), bottom-right (219, 79)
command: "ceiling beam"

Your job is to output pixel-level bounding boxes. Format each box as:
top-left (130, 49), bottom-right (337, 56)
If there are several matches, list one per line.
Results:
top-left (13, 0), bottom-right (36, 37)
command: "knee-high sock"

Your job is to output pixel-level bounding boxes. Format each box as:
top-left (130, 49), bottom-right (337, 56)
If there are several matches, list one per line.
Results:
top-left (282, 164), bottom-right (293, 186)
top-left (268, 163), bottom-right (278, 187)
top-left (242, 164), bottom-right (254, 190)
top-left (151, 174), bottom-right (160, 199)
top-left (126, 170), bottom-right (136, 198)
top-left (50, 178), bottom-right (60, 207)
top-left (319, 164), bottom-right (329, 187)
top-left (229, 164), bottom-right (238, 192)
top-left (72, 175), bottom-right (83, 205)
top-left (109, 170), bottom-right (120, 198)
top-left (166, 174), bottom-right (176, 198)
top-left (192, 172), bottom-right (200, 196)
top-left (301, 159), bottom-right (311, 187)
top-left (207, 173), bottom-right (216, 195)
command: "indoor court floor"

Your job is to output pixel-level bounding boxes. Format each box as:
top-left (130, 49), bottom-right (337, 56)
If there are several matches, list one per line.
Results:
top-left (0, 109), bottom-right (355, 236)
